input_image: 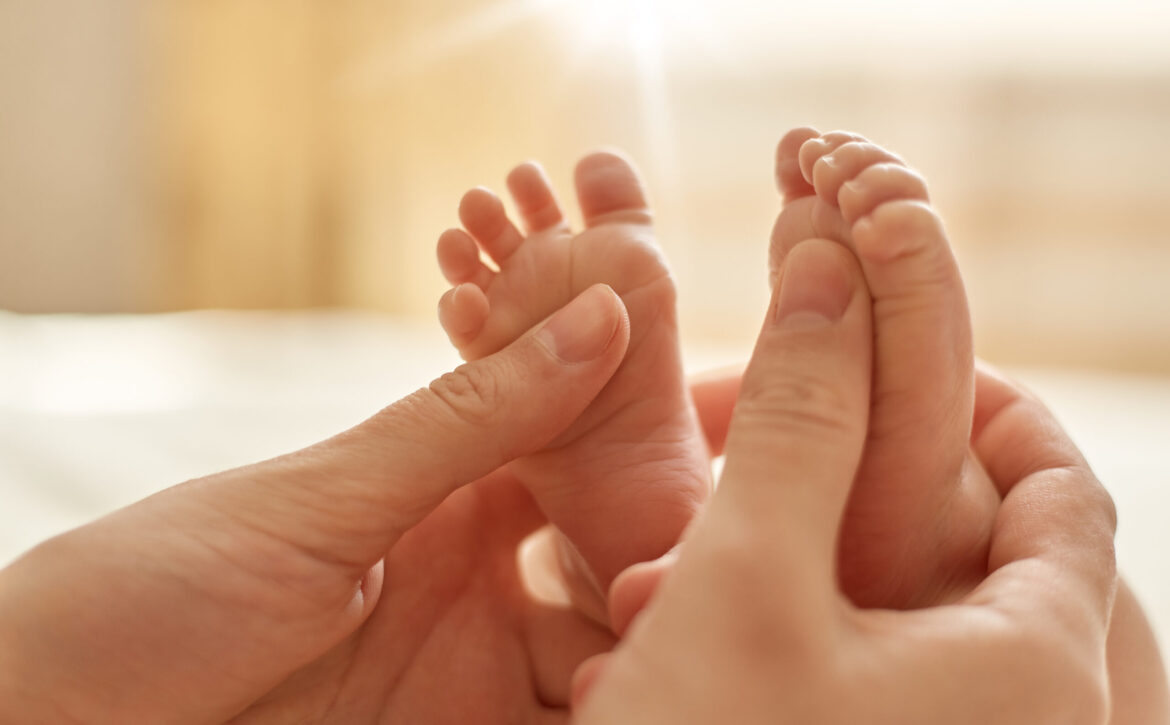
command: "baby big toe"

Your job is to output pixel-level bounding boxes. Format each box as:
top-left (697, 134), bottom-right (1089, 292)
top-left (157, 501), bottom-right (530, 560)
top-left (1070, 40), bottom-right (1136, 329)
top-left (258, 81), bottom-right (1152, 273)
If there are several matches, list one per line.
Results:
top-left (853, 199), bottom-right (950, 271)
top-left (574, 151), bottom-right (652, 227)
top-left (851, 196), bottom-right (973, 467)
top-left (437, 227), bottom-right (494, 289)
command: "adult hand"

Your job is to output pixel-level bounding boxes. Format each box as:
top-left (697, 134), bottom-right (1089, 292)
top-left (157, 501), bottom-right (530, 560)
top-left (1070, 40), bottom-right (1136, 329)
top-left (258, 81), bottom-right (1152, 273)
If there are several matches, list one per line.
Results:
top-left (0, 285), bottom-right (634, 725)
top-left (575, 240), bottom-right (1120, 724)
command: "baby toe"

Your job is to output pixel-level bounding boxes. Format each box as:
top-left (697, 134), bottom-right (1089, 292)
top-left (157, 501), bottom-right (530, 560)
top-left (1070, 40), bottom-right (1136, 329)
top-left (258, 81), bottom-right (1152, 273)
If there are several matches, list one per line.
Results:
top-left (811, 141), bottom-right (905, 210)
top-left (797, 130), bottom-right (867, 185)
top-left (459, 187), bottom-right (526, 264)
top-left (437, 227), bottom-right (494, 288)
top-left (838, 163), bottom-right (929, 225)
top-left (507, 161), bottom-right (567, 233)
top-left (775, 126), bottom-right (821, 200)
top-left (574, 151), bottom-right (653, 227)
top-left (438, 283), bottom-right (491, 354)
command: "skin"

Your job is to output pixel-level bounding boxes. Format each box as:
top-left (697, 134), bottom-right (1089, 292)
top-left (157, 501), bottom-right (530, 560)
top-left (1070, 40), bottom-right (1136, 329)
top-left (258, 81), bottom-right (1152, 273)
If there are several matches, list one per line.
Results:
top-left (0, 141), bottom-right (1163, 723)
top-left (600, 361), bottom-right (1170, 725)
top-left (0, 285), bottom-right (636, 725)
top-left (586, 130), bottom-right (1168, 723)
top-left (772, 127), bottom-right (998, 609)
top-left (0, 284), bottom-right (783, 725)
top-left (434, 131), bottom-right (991, 623)
top-left (435, 152), bottom-right (710, 615)
top-left (575, 239), bottom-right (1164, 725)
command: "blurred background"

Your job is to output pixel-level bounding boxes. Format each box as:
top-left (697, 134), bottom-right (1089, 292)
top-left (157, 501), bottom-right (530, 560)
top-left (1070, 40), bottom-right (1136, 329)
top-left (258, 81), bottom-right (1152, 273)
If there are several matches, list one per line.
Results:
top-left (1, 0), bottom-right (1169, 644)
top-left (2, 0), bottom-right (1169, 370)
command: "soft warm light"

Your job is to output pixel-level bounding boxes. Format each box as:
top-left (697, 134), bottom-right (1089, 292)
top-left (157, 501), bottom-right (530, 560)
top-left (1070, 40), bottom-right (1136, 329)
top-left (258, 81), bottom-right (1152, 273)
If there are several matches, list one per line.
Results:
top-left (543, 0), bottom-right (722, 67)
top-left (348, 0), bottom-right (721, 87)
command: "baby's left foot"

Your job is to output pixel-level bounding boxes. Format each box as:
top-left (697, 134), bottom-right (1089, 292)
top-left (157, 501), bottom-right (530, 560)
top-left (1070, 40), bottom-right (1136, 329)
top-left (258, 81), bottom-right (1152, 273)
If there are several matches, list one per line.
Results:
top-left (772, 128), bottom-right (999, 607)
top-left (435, 153), bottom-right (709, 593)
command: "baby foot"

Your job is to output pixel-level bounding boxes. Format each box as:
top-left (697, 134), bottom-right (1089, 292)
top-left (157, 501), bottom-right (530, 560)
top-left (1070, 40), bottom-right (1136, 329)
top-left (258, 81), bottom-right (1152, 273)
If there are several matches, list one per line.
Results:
top-left (772, 128), bottom-right (999, 607)
top-left (435, 152), bottom-right (710, 591)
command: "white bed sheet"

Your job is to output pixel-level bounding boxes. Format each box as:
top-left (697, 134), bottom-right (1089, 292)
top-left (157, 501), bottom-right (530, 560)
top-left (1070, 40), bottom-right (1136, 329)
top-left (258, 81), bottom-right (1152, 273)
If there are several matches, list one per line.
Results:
top-left (1, 310), bottom-right (1167, 651)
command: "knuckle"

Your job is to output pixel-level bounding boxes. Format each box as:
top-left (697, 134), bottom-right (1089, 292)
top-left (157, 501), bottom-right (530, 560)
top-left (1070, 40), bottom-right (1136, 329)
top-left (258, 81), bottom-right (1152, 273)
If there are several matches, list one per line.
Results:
top-left (427, 362), bottom-right (502, 429)
top-left (736, 370), bottom-right (858, 441)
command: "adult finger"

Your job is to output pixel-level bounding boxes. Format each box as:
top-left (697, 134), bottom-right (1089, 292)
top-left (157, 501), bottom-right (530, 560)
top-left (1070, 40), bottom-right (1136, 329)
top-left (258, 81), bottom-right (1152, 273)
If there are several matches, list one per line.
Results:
top-left (537, 363), bottom-right (747, 630)
top-left (687, 239), bottom-right (873, 614)
top-left (203, 284), bottom-right (631, 573)
top-left (969, 362), bottom-right (1118, 637)
top-left (688, 364), bottom-right (745, 456)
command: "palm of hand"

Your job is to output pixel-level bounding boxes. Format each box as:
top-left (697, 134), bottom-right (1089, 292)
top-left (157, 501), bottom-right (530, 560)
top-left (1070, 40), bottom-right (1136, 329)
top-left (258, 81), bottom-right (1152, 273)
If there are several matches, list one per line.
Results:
top-left (231, 473), bottom-right (611, 725)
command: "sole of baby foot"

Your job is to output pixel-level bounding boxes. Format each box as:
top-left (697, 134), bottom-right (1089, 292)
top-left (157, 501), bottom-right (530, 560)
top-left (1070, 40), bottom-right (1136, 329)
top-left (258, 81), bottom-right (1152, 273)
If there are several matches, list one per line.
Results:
top-left (772, 128), bottom-right (997, 608)
top-left (434, 152), bottom-right (710, 600)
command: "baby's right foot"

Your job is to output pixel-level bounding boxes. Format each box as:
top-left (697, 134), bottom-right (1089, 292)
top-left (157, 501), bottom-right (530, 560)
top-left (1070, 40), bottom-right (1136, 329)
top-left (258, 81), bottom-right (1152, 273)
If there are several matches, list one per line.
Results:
top-left (434, 153), bottom-right (710, 600)
top-left (772, 128), bottom-right (1000, 608)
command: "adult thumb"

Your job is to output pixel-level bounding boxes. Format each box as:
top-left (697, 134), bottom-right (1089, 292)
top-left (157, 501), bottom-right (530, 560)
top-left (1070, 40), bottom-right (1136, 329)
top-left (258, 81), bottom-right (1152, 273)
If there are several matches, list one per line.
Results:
top-left (573, 243), bottom-right (875, 723)
top-left (709, 239), bottom-right (873, 597)
top-left (205, 283), bottom-right (630, 571)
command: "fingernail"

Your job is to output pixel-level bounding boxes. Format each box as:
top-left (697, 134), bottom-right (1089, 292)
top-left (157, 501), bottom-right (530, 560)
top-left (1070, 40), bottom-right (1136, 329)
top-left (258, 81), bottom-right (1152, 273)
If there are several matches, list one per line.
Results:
top-left (773, 241), bottom-right (854, 327)
top-left (538, 284), bottom-right (622, 363)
